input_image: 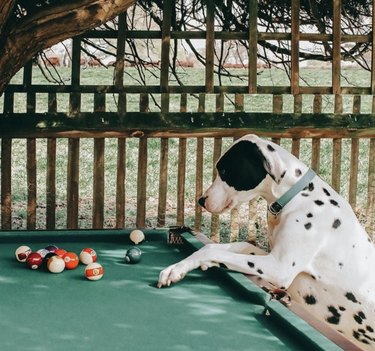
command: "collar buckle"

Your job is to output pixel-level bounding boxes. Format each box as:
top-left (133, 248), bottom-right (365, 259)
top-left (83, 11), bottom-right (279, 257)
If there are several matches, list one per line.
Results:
top-left (268, 202), bottom-right (283, 216)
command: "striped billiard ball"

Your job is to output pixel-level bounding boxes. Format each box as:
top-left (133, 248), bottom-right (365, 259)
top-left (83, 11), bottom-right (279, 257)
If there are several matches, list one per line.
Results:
top-left (15, 245), bottom-right (32, 262)
top-left (85, 262), bottom-right (104, 281)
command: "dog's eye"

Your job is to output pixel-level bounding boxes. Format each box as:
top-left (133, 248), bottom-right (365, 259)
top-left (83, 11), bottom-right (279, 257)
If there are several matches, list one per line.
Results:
top-left (219, 169), bottom-right (226, 176)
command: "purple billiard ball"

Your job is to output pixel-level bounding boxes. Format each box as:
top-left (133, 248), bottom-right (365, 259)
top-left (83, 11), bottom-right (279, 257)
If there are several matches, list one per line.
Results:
top-left (45, 245), bottom-right (59, 253)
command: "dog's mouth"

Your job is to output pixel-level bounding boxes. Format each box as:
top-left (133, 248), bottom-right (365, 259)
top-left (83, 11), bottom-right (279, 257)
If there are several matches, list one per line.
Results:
top-left (206, 199), bottom-right (234, 214)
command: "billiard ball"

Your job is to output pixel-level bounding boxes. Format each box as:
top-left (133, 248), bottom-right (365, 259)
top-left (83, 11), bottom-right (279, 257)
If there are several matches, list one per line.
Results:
top-left (45, 245), bottom-right (59, 253)
top-left (55, 248), bottom-right (67, 258)
top-left (79, 248), bottom-right (97, 265)
top-left (47, 255), bottom-right (65, 273)
top-left (37, 248), bottom-right (49, 258)
top-left (125, 247), bottom-right (142, 264)
top-left (129, 229), bottom-right (145, 245)
top-left (85, 262), bottom-right (104, 281)
top-left (26, 252), bottom-right (43, 270)
top-left (15, 245), bottom-right (32, 262)
top-left (44, 252), bottom-right (57, 262)
top-left (62, 252), bottom-right (79, 270)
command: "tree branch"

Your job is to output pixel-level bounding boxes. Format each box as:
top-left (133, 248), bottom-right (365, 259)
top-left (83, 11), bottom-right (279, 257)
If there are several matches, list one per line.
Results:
top-left (0, 0), bottom-right (134, 95)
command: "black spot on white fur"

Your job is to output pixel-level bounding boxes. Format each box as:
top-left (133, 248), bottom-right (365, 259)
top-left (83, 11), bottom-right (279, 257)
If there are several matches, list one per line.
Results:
top-left (330, 199), bottom-right (340, 207)
top-left (315, 200), bottom-right (324, 206)
top-left (326, 306), bottom-right (341, 325)
top-left (248, 261), bottom-right (255, 268)
top-left (304, 222), bottom-right (312, 230)
top-left (295, 168), bottom-right (302, 177)
top-left (333, 219), bottom-right (341, 229)
top-left (306, 213), bottom-right (313, 218)
top-left (267, 144), bottom-right (275, 151)
top-left (304, 294), bottom-right (317, 305)
top-left (354, 311), bottom-right (367, 325)
top-left (346, 292), bottom-right (359, 303)
top-left (323, 188), bottom-right (331, 196)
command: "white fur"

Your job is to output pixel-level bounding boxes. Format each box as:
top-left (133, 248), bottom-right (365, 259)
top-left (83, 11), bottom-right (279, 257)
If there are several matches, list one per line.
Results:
top-left (158, 134), bottom-right (375, 350)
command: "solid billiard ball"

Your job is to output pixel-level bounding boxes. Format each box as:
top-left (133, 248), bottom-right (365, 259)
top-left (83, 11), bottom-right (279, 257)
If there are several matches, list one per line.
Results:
top-left (47, 255), bottom-right (65, 273)
top-left (26, 252), bottom-right (43, 270)
top-left (125, 247), bottom-right (142, 264)
top-left (15, 245), bottom-right (32, 262)
top-left (62, 252), bottom-right (79, 270)
top-left (45, 245), bottom-right (59, 253)
top-left (55, 248), bottom-right (67, 258)
top-left (85, 262), bottom-right (104, 281)
top-left (79, 248), bottom-right (97, 265)
top-left (129, 229), bottom-right (145, 245)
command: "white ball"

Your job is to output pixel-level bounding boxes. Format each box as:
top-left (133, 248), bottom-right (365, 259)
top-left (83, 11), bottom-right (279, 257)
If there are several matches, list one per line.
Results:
top-left (15, 246), bottom-right (32, 262)
top-left (79, 248), bottom-right (97, 265)
top-left (47, 256), bottom-right (65, 274)
top-left (130, 229), bottom-right (145, 245)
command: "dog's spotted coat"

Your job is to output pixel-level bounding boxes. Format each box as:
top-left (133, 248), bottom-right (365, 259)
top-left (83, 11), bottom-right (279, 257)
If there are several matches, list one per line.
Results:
top-left (158, 134), bottom-right (375, 350)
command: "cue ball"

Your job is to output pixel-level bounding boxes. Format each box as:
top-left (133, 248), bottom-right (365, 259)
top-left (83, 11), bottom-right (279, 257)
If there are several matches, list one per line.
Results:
top-left (47, 255), bottom-right (65, 273)
top-left (85, 262), bottom-right (104, 281)
top-left (125, 247), bottom-right (142, 264)
top-left (15, 245), bottom-right (32, 262)
top-left (129, 229), bottom-right (145, 245)
top-left (26, 252), bottom-right (43, 270)
top-left (79, 248), bottom-right (97, 265)
top-left (62, 252), bottom-right (79, 270)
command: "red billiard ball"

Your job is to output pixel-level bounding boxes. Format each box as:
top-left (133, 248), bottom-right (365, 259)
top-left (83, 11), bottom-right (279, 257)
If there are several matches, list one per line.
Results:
top-left (63, 252), bottom-right (79, 270)
top-left (15, 245), bottom-right (32, 262)
top-left (79, 248), bottom-right (97, 265)
top-left (26, 252), bottom-right (43, 270)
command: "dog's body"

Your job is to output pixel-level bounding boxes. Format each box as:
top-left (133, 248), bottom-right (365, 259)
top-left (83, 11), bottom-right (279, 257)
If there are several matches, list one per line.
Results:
top-left (158, 134), bottom-right (375, 349)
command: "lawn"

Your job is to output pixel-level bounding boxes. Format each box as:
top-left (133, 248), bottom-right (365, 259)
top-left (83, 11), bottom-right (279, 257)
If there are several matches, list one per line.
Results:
top-left (0, 65), bottom-right (374, 241)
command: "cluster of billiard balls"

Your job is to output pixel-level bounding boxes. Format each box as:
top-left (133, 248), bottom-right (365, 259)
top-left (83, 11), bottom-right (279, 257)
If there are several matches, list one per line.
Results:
top-left (14, 229), bottom-right (146, 281)
top-left (15, 245), bottom-right (104, 281)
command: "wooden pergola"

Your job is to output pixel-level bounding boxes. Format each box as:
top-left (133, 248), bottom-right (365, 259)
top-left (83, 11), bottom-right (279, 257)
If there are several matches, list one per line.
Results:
top-left (0, 0), bottom-right (374, 242)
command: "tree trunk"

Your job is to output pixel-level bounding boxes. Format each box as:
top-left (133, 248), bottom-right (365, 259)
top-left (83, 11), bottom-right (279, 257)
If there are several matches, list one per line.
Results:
top-left (0, 0), bottom-right (134, 96)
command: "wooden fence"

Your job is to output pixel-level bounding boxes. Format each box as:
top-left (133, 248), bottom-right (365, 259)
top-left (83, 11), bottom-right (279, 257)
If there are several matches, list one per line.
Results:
top-left (0, 0), bottom-right (375, 242)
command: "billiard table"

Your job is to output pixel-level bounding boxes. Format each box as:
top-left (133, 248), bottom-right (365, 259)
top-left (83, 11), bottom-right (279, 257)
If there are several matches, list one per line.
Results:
top-left (0, 228), bottom-right (360, 351)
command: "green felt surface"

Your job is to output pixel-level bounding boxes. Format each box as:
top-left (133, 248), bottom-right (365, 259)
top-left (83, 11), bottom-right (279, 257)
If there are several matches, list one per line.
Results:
top-left (0, 229), bottom-right (341, 351)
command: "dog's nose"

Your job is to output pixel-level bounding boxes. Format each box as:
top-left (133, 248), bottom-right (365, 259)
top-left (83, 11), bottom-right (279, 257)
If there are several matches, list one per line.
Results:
top-left (198, 196), bottom-right (207, 208)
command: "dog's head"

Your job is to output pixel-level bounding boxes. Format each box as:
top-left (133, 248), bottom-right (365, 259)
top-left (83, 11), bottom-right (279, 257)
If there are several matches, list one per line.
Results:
top-left (198, 134), bottom-right (287, 213)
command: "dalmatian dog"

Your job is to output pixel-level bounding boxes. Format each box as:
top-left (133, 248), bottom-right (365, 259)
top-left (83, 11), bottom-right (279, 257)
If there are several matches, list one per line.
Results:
top-left (158, 134), bottom-right (375, 350)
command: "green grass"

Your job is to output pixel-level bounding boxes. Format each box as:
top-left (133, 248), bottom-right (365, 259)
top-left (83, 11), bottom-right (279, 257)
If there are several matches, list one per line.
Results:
top-left (0, 66), bottom-right (374, 241)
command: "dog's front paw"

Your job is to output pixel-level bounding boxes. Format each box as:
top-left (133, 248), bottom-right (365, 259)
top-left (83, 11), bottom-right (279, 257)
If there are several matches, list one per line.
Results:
top-left (157, 263), bottom-right (188, 288)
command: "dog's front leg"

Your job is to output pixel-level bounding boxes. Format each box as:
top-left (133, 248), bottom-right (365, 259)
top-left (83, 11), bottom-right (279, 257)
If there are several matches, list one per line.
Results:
top-left (158, 248), bottom-right (295, 288)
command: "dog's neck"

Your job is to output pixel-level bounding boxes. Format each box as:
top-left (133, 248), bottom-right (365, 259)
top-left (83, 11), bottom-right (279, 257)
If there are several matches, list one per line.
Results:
top-left (262, 160), bottom-right (311, 207)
